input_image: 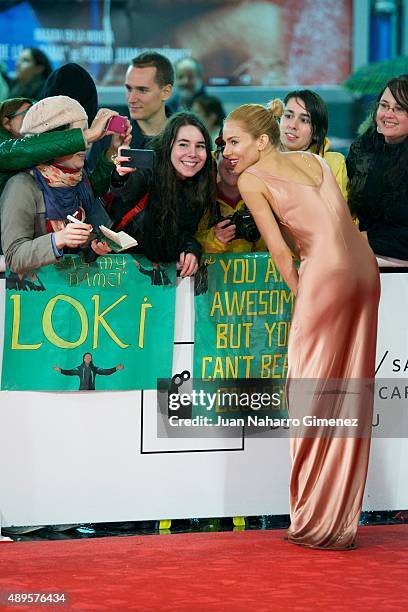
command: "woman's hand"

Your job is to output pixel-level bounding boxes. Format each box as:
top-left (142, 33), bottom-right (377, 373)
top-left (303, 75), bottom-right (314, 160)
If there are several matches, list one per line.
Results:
top-left (91, 239), bottom-right (112, 255)
top-left (83, 108), bottom-right (118, 144)
top-left (215, 219), bottom-right (236, 243)
top-left (54, 222), bottom-right (93, 250)
top-left (106, 119), bottom-right (132, 161)
top-left (112, 145), bottom-right (137, 177)
top-left (177, 252), bottom-right (198, 277)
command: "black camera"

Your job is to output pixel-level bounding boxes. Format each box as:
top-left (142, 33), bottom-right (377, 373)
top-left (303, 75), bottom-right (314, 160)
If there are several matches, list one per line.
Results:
top-left (214, 205), bottom-right (261, 243)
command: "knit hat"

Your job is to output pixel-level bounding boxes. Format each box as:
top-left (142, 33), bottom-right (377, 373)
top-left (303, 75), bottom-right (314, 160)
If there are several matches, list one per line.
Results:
top-left (40, 63), bottom-right (98, 123)
top-left (20, 95), bottom-right (87, 135)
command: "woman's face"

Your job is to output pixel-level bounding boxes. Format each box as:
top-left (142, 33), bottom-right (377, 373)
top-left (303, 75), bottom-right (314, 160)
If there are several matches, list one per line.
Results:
top-left (16, 49), bottom-right (42, 83)
top-left (217, 155), bottom-right (239, 189)
top-left (170, 124), bottom-right (207, 179)
top-left (222, 120), bottom-right (261, 174)
top-left (54, 151), bottom-right (87, 171)
top-left (280, 97), bottom-right (313, 151)
top-left (54, 119), bottom-right (88, 169)
top-left (191, 101), bottom-right (206, 122)
top-left (191, 102), bottom-right (217, 131)
top-left (376, 87), bottom-right (408, 144)
top-left (2, 102), bottom-right (32, 137)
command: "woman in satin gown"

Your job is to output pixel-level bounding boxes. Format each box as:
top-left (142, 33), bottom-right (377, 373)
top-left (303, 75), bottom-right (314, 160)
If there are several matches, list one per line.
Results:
top-left (222, 100), bottom-right (380, 550)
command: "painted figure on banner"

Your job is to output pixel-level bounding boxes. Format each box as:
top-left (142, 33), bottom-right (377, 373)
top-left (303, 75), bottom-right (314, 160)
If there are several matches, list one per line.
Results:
top-left (6, 270), bottom-right (45, 292)
top-left (193, 255), bottom-right (216, 297)
top-left (133, 260), bottom-right (173, 286)
top-left (53, 352), bottom-right (124, 391)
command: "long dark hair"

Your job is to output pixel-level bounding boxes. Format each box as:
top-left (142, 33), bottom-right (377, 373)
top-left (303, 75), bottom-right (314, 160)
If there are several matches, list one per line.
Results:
top-left (283, 89), bottom-right (328, 156)
top-left (149, 112), bottom-right (215, 234)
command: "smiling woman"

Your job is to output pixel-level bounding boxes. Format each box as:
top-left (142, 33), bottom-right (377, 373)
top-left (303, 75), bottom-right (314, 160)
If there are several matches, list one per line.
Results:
top-left (110, 112), bottom-right (216, 277)
top-left (170, 125), bottom-right (207, 179)
top-left (347, 74), bottom-right (408, 259)
top-left (221, 100), bottom-right (380, 550)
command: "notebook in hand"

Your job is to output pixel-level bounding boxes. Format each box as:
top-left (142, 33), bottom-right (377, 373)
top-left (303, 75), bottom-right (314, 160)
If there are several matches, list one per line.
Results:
top-left (98, 225), bottom-right (138, 252)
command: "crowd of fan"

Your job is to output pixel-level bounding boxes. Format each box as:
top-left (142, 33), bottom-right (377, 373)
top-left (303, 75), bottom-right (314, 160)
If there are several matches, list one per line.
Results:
top-left (1, 47), bottom-right (408, 278)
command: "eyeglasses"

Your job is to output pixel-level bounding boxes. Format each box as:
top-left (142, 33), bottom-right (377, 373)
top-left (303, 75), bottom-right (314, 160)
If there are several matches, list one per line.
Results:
top-left (377, 100), bottom-right (408, 117)
top-left (6, 108), bottom-right (30, 120)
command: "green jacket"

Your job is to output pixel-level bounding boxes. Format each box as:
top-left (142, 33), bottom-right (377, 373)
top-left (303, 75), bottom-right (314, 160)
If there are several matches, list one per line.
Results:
top-left (0, 127), bottom-right (115, 197)
top-left (0, 128), bottom-right (115, 254)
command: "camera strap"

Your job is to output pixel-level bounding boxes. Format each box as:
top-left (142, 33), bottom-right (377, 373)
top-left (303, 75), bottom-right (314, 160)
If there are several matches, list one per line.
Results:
top-left (114, 192), bottom-right (150, 231)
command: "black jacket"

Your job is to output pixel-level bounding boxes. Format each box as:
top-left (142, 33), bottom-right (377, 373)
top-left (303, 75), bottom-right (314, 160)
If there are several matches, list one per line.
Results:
top-left (111, 169), bottom-right (203, 262)
top-left (347, 127), bottom-right (408, 259)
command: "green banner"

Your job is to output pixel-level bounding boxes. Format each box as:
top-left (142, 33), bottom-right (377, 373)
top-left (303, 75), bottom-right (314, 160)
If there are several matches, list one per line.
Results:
top-left (1, 254), bottom-right (176, 391)
top-left (194, 253), bottom-right (294, 381)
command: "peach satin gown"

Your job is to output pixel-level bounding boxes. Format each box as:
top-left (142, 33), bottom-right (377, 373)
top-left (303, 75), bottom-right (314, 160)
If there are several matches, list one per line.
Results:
top-left (246, 154), bottom-right (380, 549)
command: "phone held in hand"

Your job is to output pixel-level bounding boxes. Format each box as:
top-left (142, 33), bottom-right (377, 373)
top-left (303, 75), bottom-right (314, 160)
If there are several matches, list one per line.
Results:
top-left (105, 115), bottom-right (127, 134)
top-left (120, 148), bottom-right (155, 170)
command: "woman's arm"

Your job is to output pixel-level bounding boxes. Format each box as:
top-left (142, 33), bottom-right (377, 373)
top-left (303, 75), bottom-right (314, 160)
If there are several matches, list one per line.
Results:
top-left (1, 174), bottom-right (60, 273)
top-left (0, 108), bottom-right (120, 174)
top-left (238, 172), bottom-right (299, 294)
top-left (88, 152), bottom-right (115, 197)
top-left (89, 116), bottom-right (132, 196)
top-left (111, 167), bottom-right (153, 206)
top-left (0, 129), bottom-right (86, 172)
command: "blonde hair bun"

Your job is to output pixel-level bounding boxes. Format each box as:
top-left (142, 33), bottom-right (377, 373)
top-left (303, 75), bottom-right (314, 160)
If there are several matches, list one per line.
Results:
top-left (267, 98), bottom-right (284, 120)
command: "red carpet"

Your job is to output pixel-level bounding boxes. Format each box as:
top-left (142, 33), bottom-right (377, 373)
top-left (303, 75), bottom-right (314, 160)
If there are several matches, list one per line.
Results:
top-left (0, 525), bottom-right (407, 611)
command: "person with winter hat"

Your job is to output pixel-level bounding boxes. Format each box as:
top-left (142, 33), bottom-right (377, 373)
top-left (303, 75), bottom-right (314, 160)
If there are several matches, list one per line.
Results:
top-left (40, 63), bottom-right (98, 123)
top-left (1, 95), bottom-right (130, 273)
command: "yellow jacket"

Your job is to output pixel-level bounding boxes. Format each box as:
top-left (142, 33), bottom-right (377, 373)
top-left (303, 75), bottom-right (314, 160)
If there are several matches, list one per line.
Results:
top-left (311, 138), bottom-right (348, 199)
top-left (196, 191), bottom-right (267, 253)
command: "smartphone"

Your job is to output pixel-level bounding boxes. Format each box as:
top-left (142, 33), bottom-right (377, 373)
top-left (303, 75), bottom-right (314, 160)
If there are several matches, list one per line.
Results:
top-left (105, 115), bottom-right (127, 134)
top-left (120, 148), bottom-right (155, 170)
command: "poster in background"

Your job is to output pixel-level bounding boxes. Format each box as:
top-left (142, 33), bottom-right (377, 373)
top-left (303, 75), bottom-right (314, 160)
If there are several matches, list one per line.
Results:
top-left (0, 0), bottom-right (352, 86)
top-left (1, 254), bottom-right (176, 391)
top-left (193, 252), bottom-right (294, 382)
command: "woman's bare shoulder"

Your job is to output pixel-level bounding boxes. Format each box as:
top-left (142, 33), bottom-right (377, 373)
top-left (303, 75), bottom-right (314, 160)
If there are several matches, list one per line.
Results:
top-left (238, 166), bottom-right (268, 190)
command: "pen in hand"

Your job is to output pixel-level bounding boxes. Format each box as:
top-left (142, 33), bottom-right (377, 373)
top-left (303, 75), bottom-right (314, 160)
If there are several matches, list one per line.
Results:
top-left (54, 215), bottom-right (92, 250)
top-left (66, 214), bottom-right (81, 224)
top-left (66, 215), bottom-right (109, 252)
top-left (66, 214), bottom-right (94, 233)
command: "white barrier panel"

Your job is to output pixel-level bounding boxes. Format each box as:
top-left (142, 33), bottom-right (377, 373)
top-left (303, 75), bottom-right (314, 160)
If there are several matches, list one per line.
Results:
top-left (0, 273), bottom-right (407, 528)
